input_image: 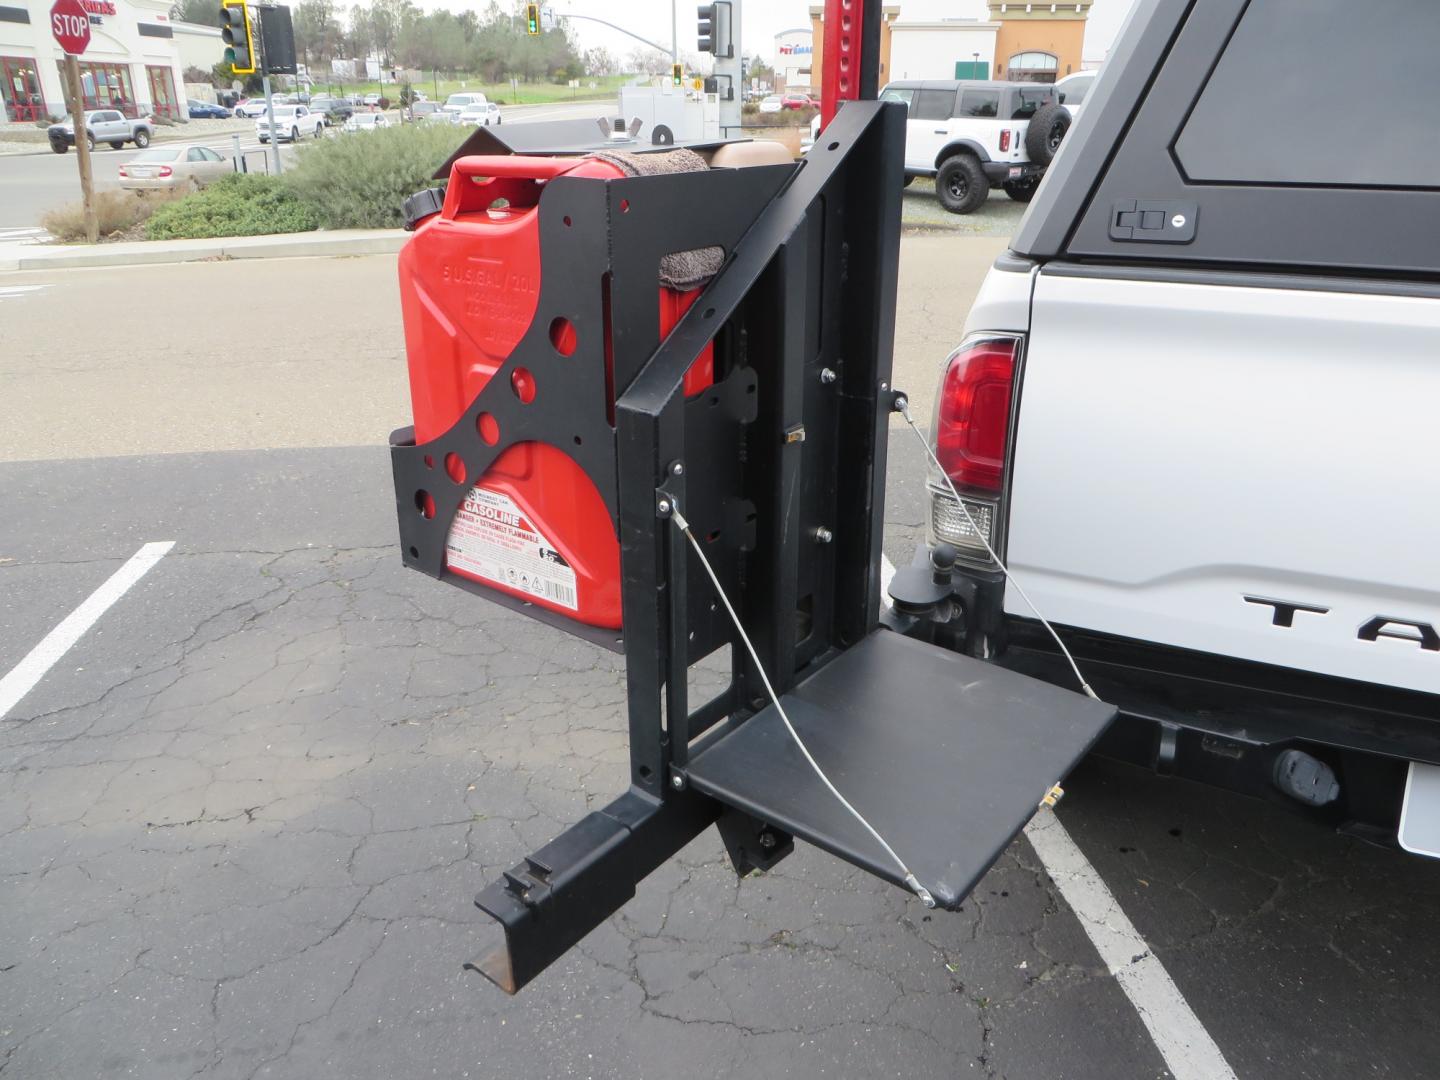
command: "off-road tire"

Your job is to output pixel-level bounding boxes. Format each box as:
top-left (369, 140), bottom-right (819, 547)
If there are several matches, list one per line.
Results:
top-left (1003, 177), bottom-right (1040, 202)
top-left (109, 140), bottom-right (124, 149)
top-left (290, 127), bottom-right (299, 142)
top-left (1024, 103), bottom-right (1071, 166)
top-left (935, 154), bottom-right (989, 215)
top-left (50, 139), bottom-right (68, 154)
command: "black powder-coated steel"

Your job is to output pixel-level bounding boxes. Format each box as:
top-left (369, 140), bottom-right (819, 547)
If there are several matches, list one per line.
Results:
top-left (685, 630), bottom-right (1117, 908)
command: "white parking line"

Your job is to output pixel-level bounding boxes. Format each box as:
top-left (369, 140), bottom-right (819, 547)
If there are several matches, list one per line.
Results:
top-left (0, 541), bottom-right (175, 720)
top-left (879, 554), bottom-right (1237, 1080)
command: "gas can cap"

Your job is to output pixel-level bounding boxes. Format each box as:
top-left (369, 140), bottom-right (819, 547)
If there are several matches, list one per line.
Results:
top-left (402, 186), bottom-right (446, 230)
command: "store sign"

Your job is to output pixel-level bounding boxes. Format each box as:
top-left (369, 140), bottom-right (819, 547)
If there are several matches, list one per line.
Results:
top-left (778, 44), bottom-right (813, 56)
top-left (50, 0), bottom-right (91, 55)
top-left (81, 0), bottom-right (115, 14)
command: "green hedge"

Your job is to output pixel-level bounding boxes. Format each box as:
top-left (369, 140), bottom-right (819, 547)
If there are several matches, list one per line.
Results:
top-left (283, 123), bottom-right (463, 229)
top-left (144, 173), bottom-right (317, 240)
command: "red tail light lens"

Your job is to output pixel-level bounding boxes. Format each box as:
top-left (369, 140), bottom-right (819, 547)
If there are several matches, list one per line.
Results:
top-left (157, 165), bottom-right (173, 177)
top-left (999, 129), bottom-right (1011, 152)
top-left (934, 335), bottom-right (1019, 494)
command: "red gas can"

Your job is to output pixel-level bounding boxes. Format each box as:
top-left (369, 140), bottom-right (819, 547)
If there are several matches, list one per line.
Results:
top-left (398, 154), bottom-right (714, 630)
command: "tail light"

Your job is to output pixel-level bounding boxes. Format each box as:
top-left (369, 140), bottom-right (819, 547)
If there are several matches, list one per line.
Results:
top-left (928, 334), bottom-right (1020, 561)
top-left (999, 129), bottom-right (1011, 152)
top-left (117, 165), bottom-right (127, 176)
top-left (157, 166), bottom-right (173, 177)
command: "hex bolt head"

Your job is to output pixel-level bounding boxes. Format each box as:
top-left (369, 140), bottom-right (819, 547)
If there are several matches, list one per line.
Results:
top-left (671, 774), bottom-right (685, 790)
top-left (879, 381), bottom-right (889, 392)
top-left (819, 367), bottom-right (837, 385)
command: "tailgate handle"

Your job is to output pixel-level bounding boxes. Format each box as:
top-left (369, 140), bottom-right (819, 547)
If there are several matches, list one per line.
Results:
top-left (1109, 199), bottom-right (1198, 244)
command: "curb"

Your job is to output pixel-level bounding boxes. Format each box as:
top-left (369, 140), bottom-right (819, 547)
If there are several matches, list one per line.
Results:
top-left (0, 229), bottom-right (407, 272)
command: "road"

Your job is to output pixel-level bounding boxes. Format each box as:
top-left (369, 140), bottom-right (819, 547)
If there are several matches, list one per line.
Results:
top-left (0, 98), bottom-right (616, 230)
top-left (2, 238), bottom-right (1437, 1079)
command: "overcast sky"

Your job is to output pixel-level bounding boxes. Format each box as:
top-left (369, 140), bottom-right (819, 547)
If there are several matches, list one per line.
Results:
top-left (535, 0), bottom-right (1138, 65)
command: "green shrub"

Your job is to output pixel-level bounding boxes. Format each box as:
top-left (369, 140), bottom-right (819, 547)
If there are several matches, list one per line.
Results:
top-left (282, 122), bottom-right (463, 229)
top-left (144, 173), bottom-right (318, 240)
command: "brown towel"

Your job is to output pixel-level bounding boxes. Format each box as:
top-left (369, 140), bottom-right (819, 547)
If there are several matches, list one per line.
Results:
top-left (590, 149), bottom-right (725, 290)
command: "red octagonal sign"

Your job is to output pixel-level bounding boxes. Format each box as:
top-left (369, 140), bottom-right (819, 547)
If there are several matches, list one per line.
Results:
top-left (50, 0), bottom-right (91, 56)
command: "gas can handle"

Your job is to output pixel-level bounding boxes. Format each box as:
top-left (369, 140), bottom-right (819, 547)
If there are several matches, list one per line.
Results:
top-left (442, 155), bottom-right (579, 219)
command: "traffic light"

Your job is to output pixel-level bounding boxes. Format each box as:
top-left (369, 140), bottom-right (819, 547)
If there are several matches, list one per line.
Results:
top-left (219, 0), bottom-right (254, 76)
top-left (697, 4), bottom-right (714, 53)
top-left (525, 3), bottom-right (539, 35)
top-left (671, 63), bottom-right (683, 86)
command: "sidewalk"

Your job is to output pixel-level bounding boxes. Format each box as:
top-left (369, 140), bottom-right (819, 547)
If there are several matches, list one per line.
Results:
top-left (0, 227), bottom-right (406, 271)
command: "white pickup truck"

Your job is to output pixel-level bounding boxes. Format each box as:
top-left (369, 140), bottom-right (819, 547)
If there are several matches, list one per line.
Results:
top-left (256, 104), bottom-right (325, 143)
top-left (909, 0), bottom-right (1440, 854)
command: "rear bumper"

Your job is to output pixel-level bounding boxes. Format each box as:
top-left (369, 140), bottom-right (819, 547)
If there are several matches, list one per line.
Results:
top-left (991, 616), bottom-right (1439, 834)
top-left (982, 160), bottom-right (1043, 184)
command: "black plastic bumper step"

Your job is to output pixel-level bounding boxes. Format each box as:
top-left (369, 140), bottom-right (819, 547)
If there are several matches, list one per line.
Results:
top-left (685, 630), bottom-right (1117, 908)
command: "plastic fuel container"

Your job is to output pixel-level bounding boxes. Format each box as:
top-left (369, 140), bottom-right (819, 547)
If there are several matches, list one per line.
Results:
top-left (398, 154), bottom-right (715, 631)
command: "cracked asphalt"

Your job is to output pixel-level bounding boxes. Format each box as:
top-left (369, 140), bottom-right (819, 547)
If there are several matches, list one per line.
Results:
top-left (2, 250), bottom-right (1438, 1079)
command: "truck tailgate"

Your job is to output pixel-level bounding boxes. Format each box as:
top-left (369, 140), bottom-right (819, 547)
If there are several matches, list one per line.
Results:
top-left (1007, 268), bottom-right (1440, 695)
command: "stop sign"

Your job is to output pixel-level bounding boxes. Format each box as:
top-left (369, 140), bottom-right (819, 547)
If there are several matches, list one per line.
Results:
top-left (50, 0), bottom-right (91, 56)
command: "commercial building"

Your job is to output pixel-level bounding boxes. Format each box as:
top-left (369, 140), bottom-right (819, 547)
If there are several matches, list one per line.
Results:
top-left (1, 0), bottom-right (187, 127)
top-left (807, 0), bottom-right (1091, 92)
top-left (771, 27), bottom-right (812, 93)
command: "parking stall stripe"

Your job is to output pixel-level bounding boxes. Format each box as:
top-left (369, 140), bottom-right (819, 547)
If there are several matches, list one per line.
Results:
top-left (0, 541), bottom-right (175, 720)
top-left (879, 555), bottom-right (1237, 1080)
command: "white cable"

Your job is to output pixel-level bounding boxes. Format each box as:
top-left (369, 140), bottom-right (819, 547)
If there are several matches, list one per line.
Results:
top-left (669, 505), bottom-right (937, 909)
top-left (895, 397), bottom-right (1099, 701)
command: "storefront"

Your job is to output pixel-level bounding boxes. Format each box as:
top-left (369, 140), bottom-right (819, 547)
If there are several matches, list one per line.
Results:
top-left (0, 0), bottom-right (187, 126)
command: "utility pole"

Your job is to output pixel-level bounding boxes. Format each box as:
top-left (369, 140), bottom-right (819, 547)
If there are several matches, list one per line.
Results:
top-left (62, 56), bottom-right (97, 243)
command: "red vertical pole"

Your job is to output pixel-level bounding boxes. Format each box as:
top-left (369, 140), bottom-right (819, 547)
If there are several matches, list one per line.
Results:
top-left (819, 0), bottom-right (863, 131)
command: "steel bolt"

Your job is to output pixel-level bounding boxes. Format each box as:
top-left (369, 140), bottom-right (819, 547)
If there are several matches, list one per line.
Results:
top-left (879, 381), bottom-right (889, 392)
top-left (758, 831), bottom-right (777, 850)
top-left (670, 461), bottom-right (685, 476)
top-left (657, 498), bottom-right (672, 516)
top-left (814, 526), bottom-right (834, 544)
top-left (671, 774), bottom-right (685, 790)
top-left (819, 367), bottom-right (837, 385)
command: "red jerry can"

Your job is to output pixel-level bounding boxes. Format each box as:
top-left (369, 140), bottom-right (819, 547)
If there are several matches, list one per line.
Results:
top-left (398, 154), bottom-right (714, 630)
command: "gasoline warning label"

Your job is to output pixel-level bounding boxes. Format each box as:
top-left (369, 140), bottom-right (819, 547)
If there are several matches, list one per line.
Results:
top-left (446, 487), bottom-right (578, 610)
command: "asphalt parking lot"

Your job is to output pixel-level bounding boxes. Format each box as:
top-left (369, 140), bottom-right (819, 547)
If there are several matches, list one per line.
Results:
top-left (2, 249), bottom-right (1438, 1079)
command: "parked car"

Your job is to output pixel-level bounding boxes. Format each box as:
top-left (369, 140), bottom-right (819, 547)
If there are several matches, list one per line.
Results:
top-left (234, 98), bottom-right (269, 119)
top-left (1052, 70), bottom-right (1096, 121)
top-left (878, 79), bottom-right (1071, 212)
top-left (409, 101), bottom-right (447, 123)
top-left (308, 97), bottom-right (354, 125)
top-left (343, 112), bottom-right (390, 133)
top-left (457, 101), bottom-right (501, 126)
top-left (911, 0), bottom-right (1440, 851)
top-left (758, 94), bottom-right (783, 114)
top-left (118, 144), bottom-right (230, 191)
top-left (47, 110), bottom-right (153, 153)
top-left (362, 92), bottom-right (382, 106)
top-left (186, 99), bottom-right (232, 119)
top-left (781, 93), bottom-right (814, 110)
top-left (442, 92), bottom-right (488, 118)
top-left (256, 104), bottom-right (325, 143)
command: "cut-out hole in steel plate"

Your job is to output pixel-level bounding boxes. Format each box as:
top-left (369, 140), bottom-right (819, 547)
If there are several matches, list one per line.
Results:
top-left (444, 452), bottom-right (467, 484)
top-left (416, 490), bottom-right (435, 518)
top-left (549, 316), bottom-right (576, 357)
top-left (510, 367), bottom-right (537, 404)
top-left (477, 412), bottom-right (500, 445)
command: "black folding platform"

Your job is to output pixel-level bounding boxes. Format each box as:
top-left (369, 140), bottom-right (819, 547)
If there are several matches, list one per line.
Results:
top-left (686, 630), bottom-right (1116, 908)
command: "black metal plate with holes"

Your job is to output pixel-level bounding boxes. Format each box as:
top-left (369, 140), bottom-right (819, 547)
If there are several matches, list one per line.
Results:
top-left (684, 629), bottom-right (1117, 908)
top-left (388, 160), bottom-right (796, 647)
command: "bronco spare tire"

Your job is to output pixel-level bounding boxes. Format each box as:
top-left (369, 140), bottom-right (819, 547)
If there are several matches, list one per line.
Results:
top-left (1024, 103), bottom-right (1072, 166)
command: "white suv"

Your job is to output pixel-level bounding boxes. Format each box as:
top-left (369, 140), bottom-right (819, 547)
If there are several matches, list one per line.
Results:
top-left (879, 80), bottom-right (1071, 213)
